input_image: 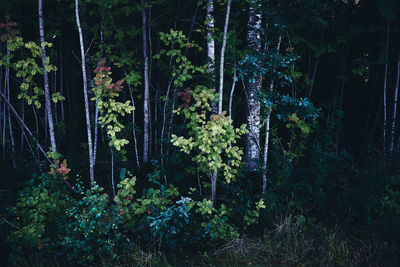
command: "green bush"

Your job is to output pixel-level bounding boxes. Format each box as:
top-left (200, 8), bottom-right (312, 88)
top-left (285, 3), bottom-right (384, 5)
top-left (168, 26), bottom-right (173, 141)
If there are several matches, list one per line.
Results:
top-left (59, 182), bottom-right (122, 264)
top-left (7, 172), bottom-right (69, 265)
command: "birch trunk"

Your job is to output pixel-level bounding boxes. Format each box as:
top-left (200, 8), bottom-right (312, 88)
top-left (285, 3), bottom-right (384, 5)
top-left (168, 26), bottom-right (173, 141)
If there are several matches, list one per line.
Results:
top-left (126, 72), bottom-right (141, 169)
top-left (0, 89), bottom-right (50, 164)
top-left (142, 0), bottom-right (150, 164)
top-left (308, 56), bottom-right (319, 98)
top-left (2, 70), bottom-right (5, 158)
top-left (75, 0), bottom-right (95, 184)
top-left (383, 23), bottom-right (389, 154)
top-left (218, 0), bottom-right (232, 114)
top-left (206, 0), bottom-right (217, 114)
top-left (245, 0), bottom-right (262, 171)
top-left (20, 98), bottom-right (24, 152)
top-left (262, 35), bottom-right (281, 193)
top-left (110, 147), bottom-right (115, 197)
top-left (228, 60), bottom-right (237, 118)
top-left (38, 0), bottom-right (57, 152)
top-left (59, 46), bottom-right (65, 122)
top-left (211, 170), bottom-right (217, 206)
top-left (390, 52), bottom-right (400, 152)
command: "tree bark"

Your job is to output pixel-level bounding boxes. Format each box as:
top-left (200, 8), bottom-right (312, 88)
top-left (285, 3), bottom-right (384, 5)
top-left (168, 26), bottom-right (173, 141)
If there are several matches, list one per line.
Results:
top-left (0, 88), bottom-right (50, 165)
top-left (262, 35), bottom-right (281, 193)
top-left (59, 46), bottom-right (65, 122)
top-left (142, 0), bottom-right (150, 164)
top-left (75, 0), bottom-right (95, 184)
top-left (38, 0), bottom-right (57, 152)
top-left (244, 0), bottom-right (262, 171)
top-left (126, 73), bottom-right (141, 169)
top-left (211, 170), bottom-right (217, 205)
top-left (110, 147), bottom-right (115, 197)
top-left (206, 0), bottom-right (217, 114)
top-left (390, 52), bottom-right (400, 152)
top-left (218, 0), bottom-right (232, 115)
top-left (229, 59), bottom-right (237, 118)
top-left (383, 23), bottom-right (389, 155)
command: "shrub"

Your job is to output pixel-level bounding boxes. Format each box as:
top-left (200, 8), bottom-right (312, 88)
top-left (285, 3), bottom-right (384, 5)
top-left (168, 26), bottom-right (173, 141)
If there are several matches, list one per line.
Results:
top-left (58, 182), bottom-right (122, 264)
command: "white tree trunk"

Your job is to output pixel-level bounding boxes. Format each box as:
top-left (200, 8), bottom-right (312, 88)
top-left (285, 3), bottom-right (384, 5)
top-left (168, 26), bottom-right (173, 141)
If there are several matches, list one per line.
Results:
top-left (229, 60), bottom-right (237, 118)
top-left (383, 23), bottom-right (389, 154)
top-left (207, 0), bottom-right (217, 114)
top-left (38, 0), bottom-right (57, 152)
top-left (218, 0), bottom-right (232, 115)
top-left (75, 0), bottom-right (95, 184)
top-left (126, 76), bottom-right (141, 169)
top-left (262, 35), bottom-right (281, 193)
top-left (390, 52), bottom-right (400, 152)
top-left (211, 170), bottom-right (217, 205)
top-left (245, 0), bottom-right (262, 171)
top-left (142, 0), bottom-right (150, 164)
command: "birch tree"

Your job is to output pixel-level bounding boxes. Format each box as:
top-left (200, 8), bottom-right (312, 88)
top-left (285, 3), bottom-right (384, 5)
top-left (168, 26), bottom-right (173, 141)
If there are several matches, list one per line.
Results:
top-left (142, 0), bottom-right (150, 164)
top-left (262, 35), bottom-right (282, 193)
top-left (218, 0), bottom-right (232, 115)
top-left (206, 0), bottom-right (217, 114)
top-left (244, 0), bottom-right (262, 171)
top-left (75, 0), bottom-right (95, 184)
top-left (38, 0), bottom-right (57, 152)
top-left (383, 23), bottom-right (389, 154)
top-left (390, 52), bottom-right (400, 152)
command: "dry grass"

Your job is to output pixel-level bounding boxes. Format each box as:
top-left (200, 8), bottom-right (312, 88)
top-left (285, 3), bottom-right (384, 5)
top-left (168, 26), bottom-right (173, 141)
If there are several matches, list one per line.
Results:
top-left (198, 215), bottom-right (400, 267)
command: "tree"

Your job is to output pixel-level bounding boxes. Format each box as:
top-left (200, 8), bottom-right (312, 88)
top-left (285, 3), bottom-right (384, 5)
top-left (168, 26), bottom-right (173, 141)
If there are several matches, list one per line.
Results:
top-left (38, 0), bottom-right (56, 152)
top-left (244, 0), bottom-right (262, 171)
top-left (218, 0), bottom-right (232, 115)
top-left (142, 0), bottom-right (150, 164)
top-left (206, 0), bottom-right (217, 114)
top-left (75, 0), bottom-right (95, 184)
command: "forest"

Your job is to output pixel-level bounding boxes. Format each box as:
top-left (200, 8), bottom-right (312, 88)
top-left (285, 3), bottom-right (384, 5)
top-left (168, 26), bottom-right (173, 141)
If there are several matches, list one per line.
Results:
top-left (0, 0), bottom-right (400, 265)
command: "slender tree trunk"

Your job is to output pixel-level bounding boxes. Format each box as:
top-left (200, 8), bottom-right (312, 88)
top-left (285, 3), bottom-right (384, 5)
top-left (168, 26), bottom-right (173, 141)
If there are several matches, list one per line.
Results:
top-left (148, 0), bottom-right (153, 159)
top-left (262, 105), bottom-right (272, 192)
top-left (218, 0), bottom-right (232, 114)
top-left (126, 73), bottom-right (141, 169)
top-left (262, 35), bottom-right (281, 193)
top-left (206, 0), bottom-right (217, 114)
top-left (244, 0), bottom-right (262, 171)
top-left (390, 52), bottom-right (400, 152)
top-left (142, 0), bottom-right (150, 164)
top-left (0, 89), bottom-right (50, 164)
top-left (59, 46), bottom-right (65, 122)
top-left (32, 106), bottom-right (40, 160)
top-left (75, 0), bottom-right (95, 184)
top-left (20, 98), bottom-right (25, 153)
top-left (110, 147), bottom-right (115, 197)
top-left (197, 167), bottom-right (202, 198)
top-left (229, 59), bottom-right (237, 118)
top-left (211, 170), bottom-right (217, 205)
top-left (308, 56), bottom-right (319, 98)
top-left (154, 88), bottom-right (158, 156)
top-left (53, 55), bottom-right (58, 125)
top-left (44, 104), bottom-right (48, 146)
top-left (2, 69), bottom-right (5, 159)
top-left (0, 88), bottom-right (73, 189)
top-left (383, 23), bottom-right (389, 155)
top-left (38, 0), bottom-right (57, 152)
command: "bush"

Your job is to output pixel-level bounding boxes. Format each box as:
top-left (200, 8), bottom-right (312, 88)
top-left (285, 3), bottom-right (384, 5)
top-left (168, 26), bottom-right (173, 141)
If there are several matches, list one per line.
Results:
top-left (58, 182), bottom-right (122, 264)
top-left (7, 172), bottom-right (69, 265)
